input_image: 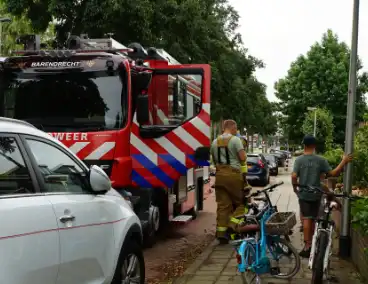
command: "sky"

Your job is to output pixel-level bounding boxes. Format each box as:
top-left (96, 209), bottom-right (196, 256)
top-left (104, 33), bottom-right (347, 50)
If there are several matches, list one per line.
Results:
top-left (229, 0), bottom-right (368, 102)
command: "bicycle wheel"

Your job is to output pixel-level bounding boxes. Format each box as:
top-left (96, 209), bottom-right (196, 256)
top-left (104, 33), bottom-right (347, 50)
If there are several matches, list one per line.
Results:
top-left (267, 237), bottom-right (301, 279)
top-left (311, 231), bottom-right (328, 284)
top-left (240, 243), bottom-right (261, 284)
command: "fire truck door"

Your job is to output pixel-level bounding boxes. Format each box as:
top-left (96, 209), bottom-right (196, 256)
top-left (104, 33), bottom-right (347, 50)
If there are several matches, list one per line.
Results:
top-left (131, 65), bottom-right (210, 191)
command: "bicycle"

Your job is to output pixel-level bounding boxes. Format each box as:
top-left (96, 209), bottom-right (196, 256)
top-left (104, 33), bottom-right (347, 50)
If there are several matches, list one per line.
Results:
top-left (304, 185), bottom-right (361, 284)
top-left (230, 182), bottom-right (301, 284)
top-left (228, 182), bottom-right (294, 245)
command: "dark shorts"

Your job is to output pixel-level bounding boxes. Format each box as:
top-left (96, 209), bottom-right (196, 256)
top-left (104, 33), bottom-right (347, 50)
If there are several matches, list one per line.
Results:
top-left (299, 199), bottom-right (321, 219)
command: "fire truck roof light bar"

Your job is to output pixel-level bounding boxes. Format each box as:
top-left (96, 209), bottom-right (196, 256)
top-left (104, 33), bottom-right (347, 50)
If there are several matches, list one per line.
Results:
top-left (12, 48), bottom-right (134, 56)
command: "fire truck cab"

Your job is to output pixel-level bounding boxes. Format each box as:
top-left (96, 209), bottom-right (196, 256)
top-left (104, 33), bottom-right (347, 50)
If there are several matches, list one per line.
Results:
top-left (0, 34), bottom-right (211, 246)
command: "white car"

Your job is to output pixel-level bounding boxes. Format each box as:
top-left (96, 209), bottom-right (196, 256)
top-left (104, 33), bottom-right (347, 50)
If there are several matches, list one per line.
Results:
top-left (0, 117), bottom-right (144, 284)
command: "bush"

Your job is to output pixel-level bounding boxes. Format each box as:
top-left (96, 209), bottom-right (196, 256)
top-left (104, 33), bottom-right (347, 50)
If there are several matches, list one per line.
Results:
top-left (323, 148), bottom-right (344, 169)
top-left (352, 197), bottom-right (368, 236)
top-left (350, 124), bottom-right (368, 238)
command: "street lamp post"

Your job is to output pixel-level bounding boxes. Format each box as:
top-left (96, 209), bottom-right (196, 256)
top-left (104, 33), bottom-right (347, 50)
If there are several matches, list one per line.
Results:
top-left (307, 107), bottom-right (317, 137)
top-left (340, 0), bottom-right (360, 259)
top-left (0, 17), bottom-right (12, 55)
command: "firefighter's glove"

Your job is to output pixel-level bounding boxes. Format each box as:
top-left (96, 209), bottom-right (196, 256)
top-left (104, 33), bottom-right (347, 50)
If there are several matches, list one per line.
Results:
top-left (240, 165), bottom-right (248, 174)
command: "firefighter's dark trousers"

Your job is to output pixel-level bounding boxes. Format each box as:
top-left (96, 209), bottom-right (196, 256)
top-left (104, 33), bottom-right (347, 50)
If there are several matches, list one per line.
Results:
top-left (215, 165), bottom-right (245, 239)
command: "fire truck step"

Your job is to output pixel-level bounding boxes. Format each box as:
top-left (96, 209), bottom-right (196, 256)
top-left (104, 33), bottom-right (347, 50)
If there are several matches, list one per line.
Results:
top-left (170, 215), bottom-right (193, 223)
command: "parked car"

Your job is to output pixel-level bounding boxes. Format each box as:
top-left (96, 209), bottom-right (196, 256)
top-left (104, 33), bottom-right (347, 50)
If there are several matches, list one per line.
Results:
top-left (269, 152), bottom-right (285, 167)
top-left (0, 117), bottom-right (144, 284)
top-left (278, 150), bottom-right (292, 159)
top-left (263, 154), bottom-right (278, 176)
top-left (246, 153), bottom-right (270, 186)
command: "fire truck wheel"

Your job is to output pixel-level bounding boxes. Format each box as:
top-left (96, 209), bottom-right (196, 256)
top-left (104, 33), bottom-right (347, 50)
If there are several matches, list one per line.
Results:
top-left (143, 205), bottom-right (160, 248)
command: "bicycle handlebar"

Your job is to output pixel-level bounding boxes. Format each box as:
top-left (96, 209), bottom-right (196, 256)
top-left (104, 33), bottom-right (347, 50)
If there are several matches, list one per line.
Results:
top-left (250, 181), bottom-right (284, 197)
top-left (300, 185), bottom-right (363, 200)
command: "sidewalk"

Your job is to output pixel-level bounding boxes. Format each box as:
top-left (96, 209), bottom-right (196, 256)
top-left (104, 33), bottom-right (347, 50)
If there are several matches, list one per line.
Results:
top-left (172, 171), bottom-right (363, 284)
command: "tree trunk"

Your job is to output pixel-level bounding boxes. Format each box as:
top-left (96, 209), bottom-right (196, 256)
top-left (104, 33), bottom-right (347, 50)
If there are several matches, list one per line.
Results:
top-left (248, 134), bottom-right (254, 153)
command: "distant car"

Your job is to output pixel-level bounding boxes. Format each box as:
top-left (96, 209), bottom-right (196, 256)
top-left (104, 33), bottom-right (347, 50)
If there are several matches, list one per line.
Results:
top-left (0, 117), bottom-right (144, 284)
top-left (246, 153), bottom-right (270, 186)
top-left (270, 152), bottom-right (285, 167)
top-left (264, 154), bottom-right (278, 176)
top-left (278, 150), bottom-right (292, 159)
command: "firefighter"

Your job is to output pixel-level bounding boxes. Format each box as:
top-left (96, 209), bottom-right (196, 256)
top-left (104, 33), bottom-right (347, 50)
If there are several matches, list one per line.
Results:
top-left (211, 120), bottom-right (251, 244)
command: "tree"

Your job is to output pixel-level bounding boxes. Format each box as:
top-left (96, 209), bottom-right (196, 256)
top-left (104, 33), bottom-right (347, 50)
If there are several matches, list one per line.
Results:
top-left (0, 2), bottom-right (55, 55)
top-left (275, 30), bottom-right (368, 146)
top-left (302, 108), bottom-right (334, 153)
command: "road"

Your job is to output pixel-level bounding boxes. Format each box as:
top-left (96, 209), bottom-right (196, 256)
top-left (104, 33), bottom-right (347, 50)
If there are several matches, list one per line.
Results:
top-left (144, 168), bottom-right (291, 284)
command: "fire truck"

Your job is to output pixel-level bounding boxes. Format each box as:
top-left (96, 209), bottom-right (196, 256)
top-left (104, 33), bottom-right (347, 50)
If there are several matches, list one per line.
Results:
top-left (0, 34), bottom-right (211, 246)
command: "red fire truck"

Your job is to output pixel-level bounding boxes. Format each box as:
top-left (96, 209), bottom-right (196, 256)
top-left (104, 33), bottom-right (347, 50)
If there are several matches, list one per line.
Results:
top-left (0, 34), bottom-right (211, 246)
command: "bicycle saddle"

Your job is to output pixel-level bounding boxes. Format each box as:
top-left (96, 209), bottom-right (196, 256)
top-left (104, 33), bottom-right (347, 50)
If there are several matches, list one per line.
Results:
top-left (237, 223), bottom-right (260, 233)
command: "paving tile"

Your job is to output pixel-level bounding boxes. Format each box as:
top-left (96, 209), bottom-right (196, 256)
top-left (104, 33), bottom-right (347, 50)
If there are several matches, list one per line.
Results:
top-left (203, 257), bottom-right (231, 264)
top-left (173, 275), bottom-right (191, 284)
top-left (259, 278), bottom-right (290, 283)
top-left (199, 264), bottom-right (227, 271)
top-left (186, 281), bottom-right (215, 284)
top-left (210, 250), bottom-right (234, 258)
top-left (190, 275), bottom-right (218, 282)
top-left (216, 275), bottom-right (243, 282)
top-left (194, 270), bottom-right (222, 276)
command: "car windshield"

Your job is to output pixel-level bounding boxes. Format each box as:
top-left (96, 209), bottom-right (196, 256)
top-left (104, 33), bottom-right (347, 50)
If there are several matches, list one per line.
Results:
top-left (0, 72), bottom-right (126, 132)
top-left (264, 155), bottom-right (276, 161)
top-left (247, 156), bottom-right (259, 163)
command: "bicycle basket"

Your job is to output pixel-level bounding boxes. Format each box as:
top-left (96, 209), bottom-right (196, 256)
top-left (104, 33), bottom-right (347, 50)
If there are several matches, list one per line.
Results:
top-left (265, 212), bottom-right (297, 235)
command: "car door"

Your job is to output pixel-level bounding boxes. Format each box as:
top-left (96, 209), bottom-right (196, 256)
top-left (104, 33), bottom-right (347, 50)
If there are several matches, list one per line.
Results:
top-left (0, 134), bottom-right (59, 284)
top-left (22, 136), bottom-right (117, 284)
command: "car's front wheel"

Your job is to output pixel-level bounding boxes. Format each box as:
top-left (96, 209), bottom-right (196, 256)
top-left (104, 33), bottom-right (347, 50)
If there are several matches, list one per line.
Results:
top-left (111, 239), bottom-right (145, 284)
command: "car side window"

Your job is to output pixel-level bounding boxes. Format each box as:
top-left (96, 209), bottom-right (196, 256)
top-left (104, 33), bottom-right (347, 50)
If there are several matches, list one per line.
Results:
top-left (0, 136), bottom-right (35, 195)
top-left (26, 139), bottom-right (90, 193)
top-left (260, 155), bottom-right (266, 163)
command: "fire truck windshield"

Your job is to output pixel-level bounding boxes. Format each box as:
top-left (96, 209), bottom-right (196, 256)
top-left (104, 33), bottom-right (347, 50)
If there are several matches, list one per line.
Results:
top-left (0, 72), bottom-right (126, 132)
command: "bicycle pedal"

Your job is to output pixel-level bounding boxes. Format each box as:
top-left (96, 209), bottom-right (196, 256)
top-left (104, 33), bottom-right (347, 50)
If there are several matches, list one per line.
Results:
top-left (270, 267), bottom-right (280, 275)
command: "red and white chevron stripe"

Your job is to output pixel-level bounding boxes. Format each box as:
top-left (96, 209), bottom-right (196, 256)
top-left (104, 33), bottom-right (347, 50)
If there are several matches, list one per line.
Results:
top-left (130, 103), bottom-right (210, 167)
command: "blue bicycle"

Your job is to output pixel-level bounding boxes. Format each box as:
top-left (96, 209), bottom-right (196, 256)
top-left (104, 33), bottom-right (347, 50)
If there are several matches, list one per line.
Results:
top-left (230, 182), bottom-right (301, 284)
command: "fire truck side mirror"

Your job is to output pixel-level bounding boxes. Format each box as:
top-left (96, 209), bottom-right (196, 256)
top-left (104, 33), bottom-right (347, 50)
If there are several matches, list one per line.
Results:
top-left (194, 147), bottom-right (210, 161)
top-left (136, 94), bottom-right (149, 125)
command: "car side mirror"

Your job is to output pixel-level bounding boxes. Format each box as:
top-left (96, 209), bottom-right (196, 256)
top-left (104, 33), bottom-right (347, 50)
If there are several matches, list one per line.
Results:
top-left (89, 165), bottom-right (111, 193)
top-left (136, 94), bottom-right (149, 125)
